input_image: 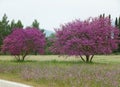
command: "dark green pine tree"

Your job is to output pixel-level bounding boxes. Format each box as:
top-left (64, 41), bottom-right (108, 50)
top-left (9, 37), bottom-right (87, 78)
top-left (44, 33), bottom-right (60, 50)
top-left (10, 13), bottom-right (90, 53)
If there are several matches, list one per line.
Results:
top-left (16, 20), bottom-right (23, 28)
top-left (99, 13), bottom-right (105, 18)
top-left (108, 14), bottom-right (111, 19)
top-left (115, 17), bottom-right (120, 53)
top-left (32, 19), bottom-right (45, 33)
top-left (99, 13), bottom-right (104, 18)
top-left (108, 14), bottom-right (111, 25)
top-left (45, 33), bottom-right (55, 55)
top-left (10, 20), bottom-right (23, 29)
top-left (0, 14), bottom-right (10, 36)
top-left (0, 14), bottom-right (11, 51)
top-left (99, 14), bottom-right (102, 18)
top-left (119, 17), bottom-right (120, 29)
top-left (102, 13), bottom-right (105, 18)
top-left (10, 20), bottom-right (16, 29)
top-left (115, 17), bottom-right (118, 27)
top-left (32, 19), bottom-right (40, 29)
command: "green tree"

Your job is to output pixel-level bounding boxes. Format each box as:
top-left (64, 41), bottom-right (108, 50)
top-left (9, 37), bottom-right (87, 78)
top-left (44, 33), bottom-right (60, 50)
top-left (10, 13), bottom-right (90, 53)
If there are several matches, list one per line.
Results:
top-left (108, 14), bottom-right (111, 19)
top-left (103, 13), bottom-right (105, 18)
top-left (32, 19), bottom-right (44, 33)
top-left (10, 20), bottom-right (23, 29)
top-left (114, 17), bottom-right (120, 53)
top-left (115, 17), bottom-right (118, 27)
top-left (117, 17), bottom-right (120, 52)
top-left (0, 14), bottom-right (11, 51)
top-left (32, 19), bottom-right (39, 29)
top-left (45, 33), bottom-right (55, 55)
top-left (119, 17), bottom-right (120, 29)
top-left (10, 20), bottom-right (16, 29)
top-left (99, 13), bottom-right (105, 18)
top-left (16, 20), bottom-right (23, 28)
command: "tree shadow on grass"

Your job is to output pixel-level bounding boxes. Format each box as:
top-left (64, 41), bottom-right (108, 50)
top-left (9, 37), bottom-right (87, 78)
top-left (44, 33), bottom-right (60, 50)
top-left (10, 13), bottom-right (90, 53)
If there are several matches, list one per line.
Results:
top-left (0, 59), bottom-right (110, 65)
top-left (9, 60), bottom-right (38, 63)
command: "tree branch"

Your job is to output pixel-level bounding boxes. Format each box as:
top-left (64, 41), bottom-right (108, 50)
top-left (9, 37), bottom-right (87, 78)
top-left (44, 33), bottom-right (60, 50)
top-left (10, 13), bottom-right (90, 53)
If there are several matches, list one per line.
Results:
top-left (90, 55), bottom-right (94, 62)
top-left (79, 55), bottom-right (85, 62)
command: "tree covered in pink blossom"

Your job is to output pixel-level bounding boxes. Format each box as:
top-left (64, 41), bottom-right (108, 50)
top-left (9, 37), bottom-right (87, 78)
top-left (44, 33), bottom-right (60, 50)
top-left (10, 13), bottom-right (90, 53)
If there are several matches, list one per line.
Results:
top-left (51, 17), bottom-right (119, 62)
top-left (2, 28), bottom-right (45, 61)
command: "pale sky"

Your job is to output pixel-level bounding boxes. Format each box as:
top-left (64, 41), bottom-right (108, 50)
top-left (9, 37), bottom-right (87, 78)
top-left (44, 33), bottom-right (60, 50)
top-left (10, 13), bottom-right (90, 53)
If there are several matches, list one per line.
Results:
top-left (0, 0), bottom-right (120, 31)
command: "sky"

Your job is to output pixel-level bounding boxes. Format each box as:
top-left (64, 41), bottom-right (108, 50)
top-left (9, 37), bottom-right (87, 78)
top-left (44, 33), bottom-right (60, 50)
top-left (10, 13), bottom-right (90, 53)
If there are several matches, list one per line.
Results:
top-left (0, 0), bottom-right (120, 31)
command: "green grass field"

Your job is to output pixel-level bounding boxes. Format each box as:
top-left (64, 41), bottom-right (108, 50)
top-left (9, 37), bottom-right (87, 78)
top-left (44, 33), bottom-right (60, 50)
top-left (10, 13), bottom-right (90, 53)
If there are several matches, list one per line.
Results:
top-left (0, 55), bottom-right (120, 87)
top-left (1, 55), bottom-right (120, 63)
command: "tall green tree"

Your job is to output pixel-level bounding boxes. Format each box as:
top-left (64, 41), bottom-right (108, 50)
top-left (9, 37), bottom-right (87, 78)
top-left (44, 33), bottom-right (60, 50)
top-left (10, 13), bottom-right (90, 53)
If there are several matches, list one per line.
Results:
top-left (45, 33), bottom-right (55, 55)
top-left (108, 14), bottom-right (111, 19)
top-left (32, 19), bottom-right (39, 29)
top-left (32, 19), bottom-right (44, 33)
top-left (114, 16), bottom-right (120, 53)
top-left (119, 17), bottom-right (120, 29)
top-left (103, 13), bottom-right (105, 18)
top-left (117, 17), bottom-right (120, 52)
top-left (16, 20), bottom-right (23, 28)
top-left (10, 20), bottom-right (23, 29)
top-left (0, 14), bottom-right (11, 51)
top-left (99, 13), bottom-right (105, 18)
top-left (115, 17), bottom-right (118, 27)
top-left (10, 20), bottom-right (16, 29)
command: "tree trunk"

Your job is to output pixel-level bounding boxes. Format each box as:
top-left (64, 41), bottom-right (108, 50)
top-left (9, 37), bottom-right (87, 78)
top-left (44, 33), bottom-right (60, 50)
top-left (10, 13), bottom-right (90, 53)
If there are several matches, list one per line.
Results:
top-left (80, 55), bottom-right (94, 63)
top-left (22, 56), bottom-right (25, 61)
top-left (80, 55), bottom-right (85, 62)
top-left (86, 55), bottom-right (90, 62)
top-left (90, 55), bottom-right (94, 62)
top-left (22, 54), bottom-right (27, 61)
top-left (21, 52), bottom-right (28, 61)
top-left (15, 55), bottom-right (20, 61)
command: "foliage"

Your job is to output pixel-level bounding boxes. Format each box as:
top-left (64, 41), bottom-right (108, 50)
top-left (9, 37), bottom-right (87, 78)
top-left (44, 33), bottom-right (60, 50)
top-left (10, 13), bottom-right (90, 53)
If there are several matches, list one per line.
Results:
top-left (32, 19), bottom-right (45, 33)
top-left (2, 28), bottom-right (45, 61)
top-left (114, 16), bottom-right (120, 52)
top-left (99, 13), bottom-right (111, 19)
top-left (32, 19), bottom-right (40, 29)
top-left (115, 17), bottom-right (118, 27)
top-left (51, 16), bottom-right (119, 62)
top-left (115, 16), bottom-right (120, 29)
top-left (45, 33), bottom-right (55, 55)
top-left (10, 20), bottom-right (23, 30)
top-left (119, 17), bottom-right (120, 29)
top-left (0, 14), bottom-right (11, 51)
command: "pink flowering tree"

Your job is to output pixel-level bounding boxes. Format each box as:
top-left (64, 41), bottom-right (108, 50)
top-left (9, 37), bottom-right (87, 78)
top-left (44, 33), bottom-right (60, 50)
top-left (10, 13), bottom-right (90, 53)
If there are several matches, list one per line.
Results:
top-left (51, 17), bottom-right (119, 62)
top-left (2, 28), bottom-right (45, 61)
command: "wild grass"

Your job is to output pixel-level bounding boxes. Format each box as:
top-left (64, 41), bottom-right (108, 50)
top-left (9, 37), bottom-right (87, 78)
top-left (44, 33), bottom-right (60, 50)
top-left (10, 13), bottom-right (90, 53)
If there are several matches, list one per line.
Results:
top-left (0, 55), bottom-right (120, 87)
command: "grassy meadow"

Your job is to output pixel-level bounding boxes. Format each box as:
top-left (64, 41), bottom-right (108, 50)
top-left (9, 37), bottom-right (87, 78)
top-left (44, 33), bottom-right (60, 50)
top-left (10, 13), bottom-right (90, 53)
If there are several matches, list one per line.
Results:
top-left (0, 55), bottom-right (120, 87)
